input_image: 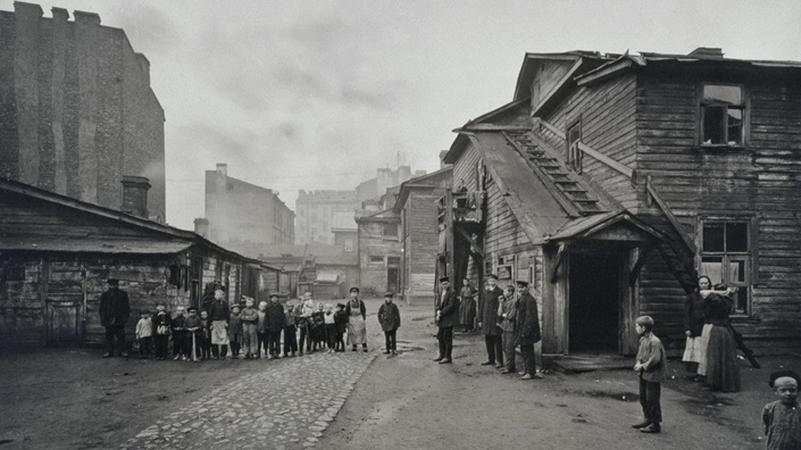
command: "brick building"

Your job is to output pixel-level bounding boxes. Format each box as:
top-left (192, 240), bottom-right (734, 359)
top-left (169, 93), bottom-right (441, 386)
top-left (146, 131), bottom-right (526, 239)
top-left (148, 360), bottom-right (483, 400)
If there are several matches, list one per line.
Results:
top-left (355, 165), bottom-right (425, 202)
top-left (204, 163), bottom-right (295, 251)
top-left (295, 190), bottom-right (359, 245)
top-left (393, 167), bottom-right (452, 304)
top-left (0, 3), bottom-right (166, 220)
top-left (356, 209), bottom-right (402, 297)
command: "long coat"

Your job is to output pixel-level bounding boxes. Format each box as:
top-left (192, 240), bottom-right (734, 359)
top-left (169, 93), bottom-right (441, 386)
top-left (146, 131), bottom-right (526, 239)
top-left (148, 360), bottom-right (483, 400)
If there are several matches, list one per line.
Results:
top-left (99, 288), bottom-right (130, 328)
top-left (479, 286), bottom-right (503, 336)
top-left (516, 291), bottom-right (541, 344)
top-left (378, 302), bottom-right (401, 332)
top-left (265, 302), bottom-right (286, 331)
top-left (684, 292), bottom-right (708, 337)
top-left (499, 294), bottom-right (518, 334)
top-left (436, 288), bottom-right (459, 328)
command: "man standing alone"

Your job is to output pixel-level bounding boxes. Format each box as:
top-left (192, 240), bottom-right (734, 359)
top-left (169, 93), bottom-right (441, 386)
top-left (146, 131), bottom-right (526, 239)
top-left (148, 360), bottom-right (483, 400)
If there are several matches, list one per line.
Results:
top-left (434, 276), bottom-right (458, 364)
top-left (99, 278), bottom-right (130, 358)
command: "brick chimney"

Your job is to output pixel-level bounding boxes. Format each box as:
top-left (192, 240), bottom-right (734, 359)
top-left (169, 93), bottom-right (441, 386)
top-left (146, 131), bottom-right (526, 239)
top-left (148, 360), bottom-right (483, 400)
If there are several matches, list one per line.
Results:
top-left (121, 176), bottom-right (151, 218)
top-left (194, 218), bottom-right (210, 237)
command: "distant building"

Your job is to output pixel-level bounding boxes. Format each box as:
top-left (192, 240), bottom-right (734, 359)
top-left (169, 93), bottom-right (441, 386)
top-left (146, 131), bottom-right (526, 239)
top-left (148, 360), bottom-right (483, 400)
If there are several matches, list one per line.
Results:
top-left (355, 165), bottom-right (425, 202)
top-left (356, 209), bottom-right (402, 297)
top-left (295, 190), bottom-right (359, 245)
top-left (204, 163), bottom-right (295, 251)
top-left (0, 3), bottom-right (166, 221)
top-left (258, 243), bottom-right (357, 299)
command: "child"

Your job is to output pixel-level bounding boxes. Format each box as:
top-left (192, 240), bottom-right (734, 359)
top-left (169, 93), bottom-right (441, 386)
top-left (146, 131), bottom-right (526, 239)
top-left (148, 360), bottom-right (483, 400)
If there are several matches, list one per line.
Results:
top-left (240, 297), bottom-right (259, 359)
top-left (311, 304), bottom-right (325, 352)
top-left (184, 307), bottom-right (203, 362)
top-left (324, 303), bottom-right (337, 353)
top-left (257, 301), bottom-right (268, 359)
top-left (199, 310), bottom-right (211, 360)
top-left (334, 303), bottom-right (348, 352)
top-left (153, 305), bottom-right (171, 360)
top-left (763, 370), bottom-right (801, 449)
top-left (283, 302), bottom-right (298, 357)
top-left (171, 306), bottom-right (187, 361)
top-left (135, 311), bottom-right (153, 359)
top-left (632, 315), bottom-right (666, 434)
top-left (228, 304), bottom-right (243, 359)
top-left (378, 292), bottom-right (401, 356)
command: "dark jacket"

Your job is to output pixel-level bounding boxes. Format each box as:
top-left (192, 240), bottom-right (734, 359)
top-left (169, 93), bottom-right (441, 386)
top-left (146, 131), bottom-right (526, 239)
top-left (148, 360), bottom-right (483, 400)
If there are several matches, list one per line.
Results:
top-left (684, 292), bottom-right (708, 337)
top-left (207, 300), bottom-right (230, 322)
top-left (706, 293), bottom-right (733, 326)
top-left (436, 288), bottom-right (459, 328)
top-left (516, 291), bottom-right (541, 344)
top-left (171, 314), bottom-right (186, 332)
top-left (499, 294), bottom-right (518, 333)
top-left (378, 302), bottom-right (401, 332)
top-left (241, 307), bottom-right (258, 325)
top-left (153, 311), bottom-right (171, 336)
top-left (99, 287), bottom-right (130, 328)
top-left (479, 286), bottom-right (503, 336)
top-left (345, 299), bottom-right (366, 320)
top-left (334, 309), bottom-right (349, 334)
top-left (265, 302), bottom-right (286, 331)
top-left (228, 313), bottom-right (243, 337)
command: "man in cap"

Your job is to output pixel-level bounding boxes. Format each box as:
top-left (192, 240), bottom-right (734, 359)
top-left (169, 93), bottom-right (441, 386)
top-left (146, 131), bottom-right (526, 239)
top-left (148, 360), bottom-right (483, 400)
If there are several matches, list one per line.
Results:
top-left (99, 278), bottom-right (131, 358)
top-left (516, 280), bottom-right (543, 379)
top-left (434, 276), bottom-right (458, 363)
top-left (478, 274), bottom-right (504, 368)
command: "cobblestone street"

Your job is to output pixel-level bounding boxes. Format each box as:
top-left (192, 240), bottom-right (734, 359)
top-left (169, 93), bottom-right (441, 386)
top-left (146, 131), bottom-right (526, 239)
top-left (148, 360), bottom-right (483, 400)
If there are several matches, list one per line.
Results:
top-left (122, 351), bottom-right (375, 450)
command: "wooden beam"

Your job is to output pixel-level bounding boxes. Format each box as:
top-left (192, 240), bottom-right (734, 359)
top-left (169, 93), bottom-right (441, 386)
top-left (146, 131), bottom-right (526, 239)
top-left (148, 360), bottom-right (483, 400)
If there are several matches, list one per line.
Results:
top-left (455, 226), bottom-right (485, 260)
top-left (646, 177), bottom-right (698, 254)
top-left (629, 243), bottom-right (656, 287)
top-left (550, 242), bottom-right (568, 283)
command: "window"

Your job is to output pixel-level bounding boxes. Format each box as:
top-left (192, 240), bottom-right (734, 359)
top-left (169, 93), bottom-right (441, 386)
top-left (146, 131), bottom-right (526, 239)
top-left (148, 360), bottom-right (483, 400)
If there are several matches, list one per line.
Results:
top-left (566, 121), bottom-right (582, 173)
top-left (387, 256), bottom-right (401, 266)
top-left (344, 238), bottom-right (354, 252)
top-left (700, 84), bottom-right (745, 146)
top-left (383, 223), bottom-right (398, 238)
top-left (700, 220), bottom-right (751, 314)
top-left (369, 255), bottom-right (384, 264)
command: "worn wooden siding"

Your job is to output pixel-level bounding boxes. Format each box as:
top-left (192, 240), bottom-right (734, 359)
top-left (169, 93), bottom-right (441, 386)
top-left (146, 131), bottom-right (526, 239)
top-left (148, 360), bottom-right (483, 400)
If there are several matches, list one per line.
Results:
top-left (531, 60), bottom-right (575, 110)
top-left (357, 220), bottom-right (402, 297)
top-left (635, 73), bottom-right (801, 354)
top-left (403, 191), bottom-right (442, 303)
top-left (544, 73), bottom-right (639, 209)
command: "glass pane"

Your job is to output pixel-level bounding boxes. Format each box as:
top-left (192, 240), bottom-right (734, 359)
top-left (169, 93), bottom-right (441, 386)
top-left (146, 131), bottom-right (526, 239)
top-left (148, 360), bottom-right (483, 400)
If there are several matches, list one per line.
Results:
top-left (726, 222), bottom-right (748, 252)
top-left (728, 259), bottom-right (746, 282)
top-left (701, 256), bottom-right (723, 285)
top-left (703, 85), bottom-right (742, 105)
top-left (734, 289), bottom-right (748, 314)
top-left (703, 223), bottom-right (725, 252)
top-left (727, 109), bottom-right (743, 145)
top-left (702, 106), bottom-right (726, 144)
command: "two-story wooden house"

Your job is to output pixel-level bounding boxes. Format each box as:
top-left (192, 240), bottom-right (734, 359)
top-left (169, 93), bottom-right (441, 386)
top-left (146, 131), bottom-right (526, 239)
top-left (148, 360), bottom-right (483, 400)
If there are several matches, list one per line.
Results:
top-left (439, 48), bottom-right (801, 356)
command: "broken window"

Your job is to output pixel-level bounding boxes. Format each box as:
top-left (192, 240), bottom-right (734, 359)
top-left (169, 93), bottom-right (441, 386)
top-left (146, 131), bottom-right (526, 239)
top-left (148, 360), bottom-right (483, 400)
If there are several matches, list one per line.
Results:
top-left (700, 220), bottom-right (751, 314)
top-left (700, 84), bottom-right (745, 146)
top-left (566, 121), bottom-right (583, 173)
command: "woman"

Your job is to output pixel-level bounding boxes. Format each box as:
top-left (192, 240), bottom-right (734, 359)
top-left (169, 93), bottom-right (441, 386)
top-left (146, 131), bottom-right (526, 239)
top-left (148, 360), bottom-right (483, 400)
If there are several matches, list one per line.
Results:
top-left (682, 276), bottom-right (711, 380)
top-left (346, 287), bottom-right (368, 352)
top-left (704, 288), bottom-right (741, 392)
top-left (458, 279), bottom-right (477, 332)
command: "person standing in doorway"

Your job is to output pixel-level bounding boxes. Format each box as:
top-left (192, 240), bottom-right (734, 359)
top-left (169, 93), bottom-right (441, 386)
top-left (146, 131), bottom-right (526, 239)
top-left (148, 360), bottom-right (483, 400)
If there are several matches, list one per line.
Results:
top-left (99, 278), bottom-right (131, 358)
top-left (478, 274), bottom-right (503, 368)
top-left (434, 276), bottom-right (458, 364)
top-left (346, 287), bottom-right (368, 352)
top-left (516, 280), bottom-right (543, 380)
top-left (207, 289), bottom-right (230, 359)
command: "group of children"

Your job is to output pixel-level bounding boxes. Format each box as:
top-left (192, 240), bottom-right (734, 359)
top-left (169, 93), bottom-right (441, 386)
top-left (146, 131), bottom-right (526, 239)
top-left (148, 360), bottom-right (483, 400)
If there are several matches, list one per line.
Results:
top-left (133, 294), bottom-right (352, 362)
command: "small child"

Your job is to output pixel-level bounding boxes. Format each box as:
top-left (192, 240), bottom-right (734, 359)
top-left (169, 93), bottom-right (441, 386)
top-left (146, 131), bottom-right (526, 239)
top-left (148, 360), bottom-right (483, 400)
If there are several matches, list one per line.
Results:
top-left (334, 303), bottom-right (348, 352)
top-left (763, 370), bottom-right (801, 449)
top-left (199, 310), bottom-right (211, 360)
top-left (257, 301), bottom-right (268, 359)
top-left (135, 311), bottom-right (153, 359)
top-left (283, 303), bottom-right (298, 357)
top-left (240, 297), bottom-right (259, 359)
top-left (171, 306), bottom-right (187, 361)
top-left (311, 304), bottom-right (325, 352)
top-left (229, 304), bottom-right (243, 359)
top-left (184, 307), bottom-right (203, 362)
top-left (153, 305), bottom-right (171, 360)
top-left (632, 315), bottom-right (666, 434)
top-left (377, 292), bottom-right (401, 356)
top-left (324, 303), bottom-right (337, 353)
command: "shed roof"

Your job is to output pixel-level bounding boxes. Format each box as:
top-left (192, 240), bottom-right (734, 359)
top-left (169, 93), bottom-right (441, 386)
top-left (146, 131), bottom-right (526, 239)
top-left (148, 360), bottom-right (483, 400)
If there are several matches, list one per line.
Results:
top-left (0, 236), bottom-right (193, 255)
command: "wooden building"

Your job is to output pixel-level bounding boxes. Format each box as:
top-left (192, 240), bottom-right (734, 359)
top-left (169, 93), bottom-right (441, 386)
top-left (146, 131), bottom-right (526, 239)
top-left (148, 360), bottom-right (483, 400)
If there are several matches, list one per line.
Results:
top-left (0, 178), bottom-right (279, 347)
top-left (356, 209), bottom-right (402, 297)
top-left (440, 48), bottom-right (801, 356)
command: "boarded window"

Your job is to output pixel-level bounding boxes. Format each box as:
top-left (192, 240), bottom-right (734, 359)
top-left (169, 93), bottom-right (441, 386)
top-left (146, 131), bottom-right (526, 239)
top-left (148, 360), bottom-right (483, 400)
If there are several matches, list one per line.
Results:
top-left (566, 121), bottom-right (583, 173)
top-left (701, 84), bottom-right (745, 145)
top-left (383, 223), bottom-right (398, 238)
top-left (700, 220), bottom-right (751, 314)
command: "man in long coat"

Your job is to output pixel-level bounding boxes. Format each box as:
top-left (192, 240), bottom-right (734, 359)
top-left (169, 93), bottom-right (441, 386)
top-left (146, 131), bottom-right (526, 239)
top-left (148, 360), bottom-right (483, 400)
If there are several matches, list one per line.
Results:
top-left (265, 294), bottom-right (286, 358)
top-left (479, 274), bottom-right (504, 368)
top-left (516, 280), bottom-right (543, 379)
top-left (434, 276), bottom-right (459, 364)
top-left (99, 278), bottom-right (130, 358)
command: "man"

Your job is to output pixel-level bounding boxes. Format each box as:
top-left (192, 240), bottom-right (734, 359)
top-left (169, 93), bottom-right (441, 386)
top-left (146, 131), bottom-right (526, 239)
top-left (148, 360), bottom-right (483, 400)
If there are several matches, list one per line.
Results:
top-left (478, 274), bottom-right (504, 368)
top-left (434, 276), bottom-right (458, 364)
top-left (499, 284), bottom-right (519, 375)
top-left (516, 280), bottom-right (543, 380)
top-left (207, 288), bottom-right (230, 359)
top-left (265, 294), bottom-right (286, 358)
top-left (99, 278), bottom-right (130, 358)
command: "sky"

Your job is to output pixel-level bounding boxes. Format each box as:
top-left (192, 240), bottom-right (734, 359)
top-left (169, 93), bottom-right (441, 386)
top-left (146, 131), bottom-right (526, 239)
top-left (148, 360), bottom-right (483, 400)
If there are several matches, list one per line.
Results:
top-left (2, 0), bottom-right (800, 230)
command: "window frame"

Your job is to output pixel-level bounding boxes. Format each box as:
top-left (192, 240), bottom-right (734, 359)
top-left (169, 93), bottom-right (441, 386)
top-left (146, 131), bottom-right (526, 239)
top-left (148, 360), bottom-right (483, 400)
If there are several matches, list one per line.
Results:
top-left (566, 119), bottom-right (583, 173)
top-left (697, 217), bottom-right (753, 316)
top-left (698, 82), bottom-right (749, 148)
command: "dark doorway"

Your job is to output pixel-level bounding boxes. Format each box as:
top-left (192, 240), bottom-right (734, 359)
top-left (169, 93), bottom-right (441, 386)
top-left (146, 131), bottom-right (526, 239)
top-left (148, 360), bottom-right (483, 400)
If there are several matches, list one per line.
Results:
top-left (387, 267), bottom-right (399, 293)
top-left (569, 252), bottom-right (620, 353)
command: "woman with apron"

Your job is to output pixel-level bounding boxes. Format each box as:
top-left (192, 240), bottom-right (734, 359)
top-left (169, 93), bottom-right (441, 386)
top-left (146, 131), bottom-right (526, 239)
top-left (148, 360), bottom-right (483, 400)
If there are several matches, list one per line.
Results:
top-left (346, 287), bottom-right (368, 352)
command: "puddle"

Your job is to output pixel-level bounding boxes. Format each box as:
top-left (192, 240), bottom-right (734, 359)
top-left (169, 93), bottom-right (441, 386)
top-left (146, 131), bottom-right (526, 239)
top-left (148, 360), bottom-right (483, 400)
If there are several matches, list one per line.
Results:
top-left (577, 390), bottom-right (639, 402)
top-left (0, 440), bottom-right (14, 446)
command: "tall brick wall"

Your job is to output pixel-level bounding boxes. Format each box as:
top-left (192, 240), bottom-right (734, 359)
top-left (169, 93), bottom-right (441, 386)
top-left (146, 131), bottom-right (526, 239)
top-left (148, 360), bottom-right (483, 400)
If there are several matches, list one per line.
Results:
top-left (0, 4), bottom-right (165, 219)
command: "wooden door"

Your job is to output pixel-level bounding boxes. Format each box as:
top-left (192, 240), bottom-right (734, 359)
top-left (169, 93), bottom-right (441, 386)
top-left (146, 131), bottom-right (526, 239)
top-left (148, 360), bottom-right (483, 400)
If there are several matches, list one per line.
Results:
top-left (46, 262), bottom-right (84, 345)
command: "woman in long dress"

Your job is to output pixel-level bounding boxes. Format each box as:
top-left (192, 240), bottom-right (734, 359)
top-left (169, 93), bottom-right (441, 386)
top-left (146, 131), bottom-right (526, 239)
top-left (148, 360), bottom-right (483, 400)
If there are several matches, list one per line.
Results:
top-left (704, 289), bottom-right (741, 392)
top-left (458, 279), bottom-right (477, 332)
top-left (346, 287), bottom-right (368, 352)
top-left (682, 276), bottom-right (710, 380)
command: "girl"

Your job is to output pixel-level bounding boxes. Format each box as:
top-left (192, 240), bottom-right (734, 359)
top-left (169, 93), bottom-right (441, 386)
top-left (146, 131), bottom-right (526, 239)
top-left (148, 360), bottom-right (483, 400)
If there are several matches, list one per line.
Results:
top-left (682, 276), bottom-right (710, 380)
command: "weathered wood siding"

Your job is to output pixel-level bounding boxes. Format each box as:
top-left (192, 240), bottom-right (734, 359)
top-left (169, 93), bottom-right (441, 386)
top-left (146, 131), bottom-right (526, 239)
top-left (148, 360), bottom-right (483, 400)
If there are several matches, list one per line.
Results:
top-left (402, 190), bottom-right (444, 303)
top-left (357, 218), bottom-right (401, 297)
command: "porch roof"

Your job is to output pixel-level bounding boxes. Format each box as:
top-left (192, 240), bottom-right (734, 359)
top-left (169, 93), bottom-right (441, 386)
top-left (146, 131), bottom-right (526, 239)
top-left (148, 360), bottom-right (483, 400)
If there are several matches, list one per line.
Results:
top-left (0, 236), bottom-right (193, 255)
top-left (546, 210), bottom-right (667, 243)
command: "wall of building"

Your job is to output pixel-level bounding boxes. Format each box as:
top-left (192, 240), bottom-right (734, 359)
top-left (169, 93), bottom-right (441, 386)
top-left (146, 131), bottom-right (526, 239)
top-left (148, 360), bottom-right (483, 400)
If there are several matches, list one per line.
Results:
top-left (295, 190), bottom-right (359, 245)
top-left (357, 219), bottom-right (402, 297)
top-left (0, 5), bottom-right (166, 219)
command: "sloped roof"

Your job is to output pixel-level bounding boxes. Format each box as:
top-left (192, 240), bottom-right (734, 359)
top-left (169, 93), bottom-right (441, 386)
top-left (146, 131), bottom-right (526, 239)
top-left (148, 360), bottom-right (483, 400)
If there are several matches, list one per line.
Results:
top-left (0, 236), bottom-right (193, 255)
top-left (392, 166), bottom-right (453, 212)
top-left (355, 208), bottom-right (400, 223)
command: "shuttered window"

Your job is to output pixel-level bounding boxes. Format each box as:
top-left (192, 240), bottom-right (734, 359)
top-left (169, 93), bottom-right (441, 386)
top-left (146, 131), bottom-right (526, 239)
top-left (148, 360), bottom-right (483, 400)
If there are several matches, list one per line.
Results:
top-left (699, 220), bottom-right (751, 315)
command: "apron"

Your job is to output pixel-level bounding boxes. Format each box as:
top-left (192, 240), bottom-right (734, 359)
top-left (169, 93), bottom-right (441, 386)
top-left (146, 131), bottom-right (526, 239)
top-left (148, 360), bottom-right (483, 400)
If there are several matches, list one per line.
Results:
top-left (211, 320), bottom-right (229, 345)
top-left (347, 302), bottom-right (367, 345)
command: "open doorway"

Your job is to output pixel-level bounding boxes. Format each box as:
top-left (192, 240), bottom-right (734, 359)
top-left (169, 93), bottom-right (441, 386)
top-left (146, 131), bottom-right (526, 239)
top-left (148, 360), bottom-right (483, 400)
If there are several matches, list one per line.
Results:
top-left (569, 252), bottom-right (620, 353)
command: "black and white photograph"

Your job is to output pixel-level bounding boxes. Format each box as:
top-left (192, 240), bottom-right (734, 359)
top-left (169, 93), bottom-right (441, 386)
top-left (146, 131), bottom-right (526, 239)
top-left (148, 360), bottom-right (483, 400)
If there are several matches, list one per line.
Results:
top-left (0, 1), bottom-right (800, 449)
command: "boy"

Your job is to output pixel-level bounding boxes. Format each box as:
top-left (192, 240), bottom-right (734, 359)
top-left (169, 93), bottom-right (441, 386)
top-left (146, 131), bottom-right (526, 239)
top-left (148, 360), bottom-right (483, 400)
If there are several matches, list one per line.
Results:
top-left (171, 306), bottom-right (187, 361)
top-left (283, 302), bottom-right (298, 357)
top-left (199, 310), bottom-right (211, 360)
top-left (632, 315), bottom-right (666, 434)
top-left (135, 311), bottom-right (153, 359)
top-left (265, 294), bottom-right (286, 359)
top-left (762, 370), bottom-right (801, 449)
top-left (324, 303), bottom-right (337, 353)
top-left (377, 292), bottom-right (401, 356)
top-left (153, 304), bottom-right (171, 360)
top-left (184, 307), bottom-right (203, 362)
top-left (311, 304), bottom-right (325, 352)
top-left (240, 297), bottom-right (259, 359)
top-left (334, 303), bottom-right (348, 352)
top-left (257, 301), bottom-right (268, 359)
top-left (228, 304), bottom-right (243, 359)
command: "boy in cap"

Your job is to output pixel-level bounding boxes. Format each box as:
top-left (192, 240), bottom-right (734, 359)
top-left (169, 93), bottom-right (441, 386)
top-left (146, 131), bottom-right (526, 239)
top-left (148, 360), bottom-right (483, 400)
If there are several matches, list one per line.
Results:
top-left (334, 303), bottom-right (348, 352)
top-left (763, 370), bottom-right (801, 449)
top-left (228, 304), bottom-right (243, 359)
top-left (632, 315), bottom-right (666, 434)
top-left (171, 306), bottom-right (187, 361)
top-left (153, 304), bottom-right (171, 360)
top-left (240, 297), bottom-right (259, 359)
top-left (378, 292), bottom-right (401, 356)
top-left (184, 306), bottom-right (203, 362)
top-left (135, 310), bottom-right (153, 359)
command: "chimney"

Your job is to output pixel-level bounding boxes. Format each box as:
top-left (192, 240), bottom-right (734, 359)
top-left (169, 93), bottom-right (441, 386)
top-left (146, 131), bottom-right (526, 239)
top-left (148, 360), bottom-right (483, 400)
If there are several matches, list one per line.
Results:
top-left (216, 163), bottom-right (227, 177)
top-left (439, 150), bottom-right (450, 168)
top-left (194, 218), bottom-right (210, 237)
top-left (121, 176), bottom-right (151, 218)
top-left (688, 47), bottom-right (724, 59)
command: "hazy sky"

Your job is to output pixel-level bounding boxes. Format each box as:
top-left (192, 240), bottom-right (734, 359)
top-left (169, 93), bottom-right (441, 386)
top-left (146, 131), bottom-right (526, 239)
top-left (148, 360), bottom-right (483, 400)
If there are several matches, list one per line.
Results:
top-left (2, 1), bottom-right (800, 230)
